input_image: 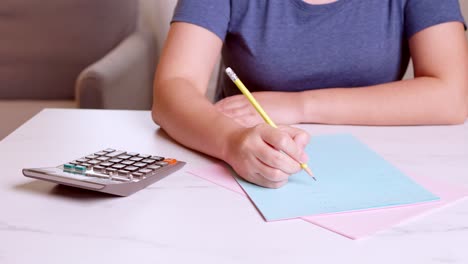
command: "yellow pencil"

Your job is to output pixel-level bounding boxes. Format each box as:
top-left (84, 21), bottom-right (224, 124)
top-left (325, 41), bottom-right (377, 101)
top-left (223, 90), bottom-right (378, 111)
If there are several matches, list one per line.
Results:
top-left (225, 67), bottom-right (316, 181)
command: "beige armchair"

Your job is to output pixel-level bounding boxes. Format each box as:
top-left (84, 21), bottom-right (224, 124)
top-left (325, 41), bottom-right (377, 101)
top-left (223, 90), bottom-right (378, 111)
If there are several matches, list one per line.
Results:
top-left (0, 0), bottom-right (156, 140)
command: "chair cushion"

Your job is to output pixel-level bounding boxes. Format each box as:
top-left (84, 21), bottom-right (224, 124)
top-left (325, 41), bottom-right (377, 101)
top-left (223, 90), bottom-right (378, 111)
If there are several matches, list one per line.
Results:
top-left (0, 0), bottom-right (137, 100)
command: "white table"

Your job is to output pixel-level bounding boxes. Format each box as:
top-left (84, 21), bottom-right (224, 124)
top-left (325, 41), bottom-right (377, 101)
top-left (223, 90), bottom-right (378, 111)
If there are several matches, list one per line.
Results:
top-left (1, 109), bottom-right (467, 264)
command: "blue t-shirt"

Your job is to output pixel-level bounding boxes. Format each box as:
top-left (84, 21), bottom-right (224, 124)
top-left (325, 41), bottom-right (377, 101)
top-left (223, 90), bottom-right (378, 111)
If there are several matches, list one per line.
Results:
top-left (172, 0), bottom-right (466, 100)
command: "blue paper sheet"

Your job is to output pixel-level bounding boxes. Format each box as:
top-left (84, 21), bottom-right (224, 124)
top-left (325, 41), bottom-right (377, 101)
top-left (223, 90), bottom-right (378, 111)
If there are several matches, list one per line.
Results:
top-left (235, 134), bottom-right (439, 221)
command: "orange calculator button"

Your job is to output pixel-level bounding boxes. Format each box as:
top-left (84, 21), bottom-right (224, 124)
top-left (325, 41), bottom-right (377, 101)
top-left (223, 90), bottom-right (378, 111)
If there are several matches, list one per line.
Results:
top-left (164, 158), bottom-right (177, 164)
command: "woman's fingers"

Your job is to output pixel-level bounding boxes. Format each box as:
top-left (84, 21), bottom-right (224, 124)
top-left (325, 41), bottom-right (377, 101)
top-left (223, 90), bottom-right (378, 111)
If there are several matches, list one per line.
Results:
top-left (227, 124), bottom-right (311, 189)
top-left (233, 157), bottom-right (289, 188)
top-left (260, 125), bottom-right (305, 167)
top-left (278, 126), bottom-right (310, 149)
top-left (278, 125), bottom-right (310, 161)
top-left (255, 145), bottom-right (300, 175)
top-left (253, 173), bottom-right (288, 189)
top-left (255, 157), bottom-right (291, 181)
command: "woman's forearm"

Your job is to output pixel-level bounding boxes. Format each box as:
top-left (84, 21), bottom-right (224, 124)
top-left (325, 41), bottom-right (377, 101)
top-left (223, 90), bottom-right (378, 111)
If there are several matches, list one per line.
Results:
top-left (300, 77), bottom-right (467, 125)
top-left (152, 78), bottom-right (243, 160)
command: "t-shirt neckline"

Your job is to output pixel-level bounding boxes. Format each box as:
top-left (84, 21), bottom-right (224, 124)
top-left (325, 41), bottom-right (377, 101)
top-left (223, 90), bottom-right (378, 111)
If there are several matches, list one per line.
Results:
top-left (291, 0), bottom-right (348, 12)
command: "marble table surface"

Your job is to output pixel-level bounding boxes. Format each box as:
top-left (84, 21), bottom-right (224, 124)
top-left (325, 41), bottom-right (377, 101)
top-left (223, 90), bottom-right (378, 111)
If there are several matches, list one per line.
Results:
top-left (0, 109), bottom-right (467, 264)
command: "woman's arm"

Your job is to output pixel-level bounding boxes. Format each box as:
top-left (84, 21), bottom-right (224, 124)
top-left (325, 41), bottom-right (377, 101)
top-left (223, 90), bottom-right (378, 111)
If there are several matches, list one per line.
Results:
top-left (216, 22), bottom-right (468, 126)
top-left (153, 22), bottom-right (233, 159)
top-left (153, 23), bottom-right (309, 188)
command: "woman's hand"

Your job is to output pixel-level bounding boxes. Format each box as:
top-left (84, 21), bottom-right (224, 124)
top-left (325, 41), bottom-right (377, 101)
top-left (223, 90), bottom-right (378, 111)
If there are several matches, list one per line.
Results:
top-left (215, 91), bottom-right (304, 127)
top-left (224, 123), bottom-right (310, 188)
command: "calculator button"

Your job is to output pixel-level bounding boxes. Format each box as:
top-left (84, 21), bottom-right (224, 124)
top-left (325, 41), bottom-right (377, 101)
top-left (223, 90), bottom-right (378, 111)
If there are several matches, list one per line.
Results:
top-left (75, 165), bottom-right (87, 174)
top-left (142, 159), bottom-right (155, 164)
top-left (106, 168), bottom-right (117, 174)
top-left (121, 160), bottom-right (135, 165)
top-left (87, 160), bottom-right (101, 165)
top-left (164, 158), bottom-right (177, 165)
top-left (69, 161), bottom-right (79, 165)
top-left (111, 164), bottom-right (126, 169)
top-left (138, 169), bottom-right (152, 174)
top-left (109, 158), bottom-right (122, 163)
top-left (148, 165), bottom-right (161, 170)
top-left (103, 148), bottom-right (115, 153)
top-left (77, 158), bottom-right (88, 163)
top-left (95, 151), bottom-right (107, 156)
top-left (126, 152), bottom-right (139, 157)
top-left (132, 172), bottom-right (144, 178)
top-left (63, 163), bottom-right (74, 171)
top-left (93, 165), bottom-right (105, 172)
top-left (129, 157), bottom-right (143, 162)
top-left (151, 156), bottom-right (164, 161)
top-left (155, 161), bottom-right (168, 166)
top-left (118, 170), bottom-right (130, 176)
top-left (133, 162), bottom-right (147, 168)
top-left (138, 154), bottom-right (151, 159)
top-left (86, 155), bottom-right (99, 159)
top-left (81, 163), bottom-right (92, 169)
top-left (106, 151), bottom-right (126, 158)
top-left (118, 155), bottom-right (132, 160)
top-left (124, 166), bottom-right (139, 172)
top-left (97, 156), bottom-right (110, 161)
top-left (99, 162), bottom-right (113, 167)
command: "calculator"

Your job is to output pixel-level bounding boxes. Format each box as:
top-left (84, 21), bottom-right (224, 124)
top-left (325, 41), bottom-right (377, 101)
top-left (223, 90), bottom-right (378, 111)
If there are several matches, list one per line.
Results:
top-left (22, 148), bottom-right (186, 196)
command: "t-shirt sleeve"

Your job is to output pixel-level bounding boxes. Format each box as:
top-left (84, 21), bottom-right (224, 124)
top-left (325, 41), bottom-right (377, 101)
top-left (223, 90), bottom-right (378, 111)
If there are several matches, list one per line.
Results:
top-left (405, 0), bottom-right (466, 39)
top-left (171, 0), bottom-right (231, 41)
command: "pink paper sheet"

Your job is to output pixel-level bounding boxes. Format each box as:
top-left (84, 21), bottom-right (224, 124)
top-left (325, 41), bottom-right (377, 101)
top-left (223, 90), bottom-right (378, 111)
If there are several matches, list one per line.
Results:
top-left (188, 163), bottom-right (468, 240)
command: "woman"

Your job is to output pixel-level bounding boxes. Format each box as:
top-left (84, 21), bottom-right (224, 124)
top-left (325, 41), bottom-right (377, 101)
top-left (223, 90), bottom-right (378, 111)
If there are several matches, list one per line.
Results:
top-left (152, 0), bottom-right (468, 188)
